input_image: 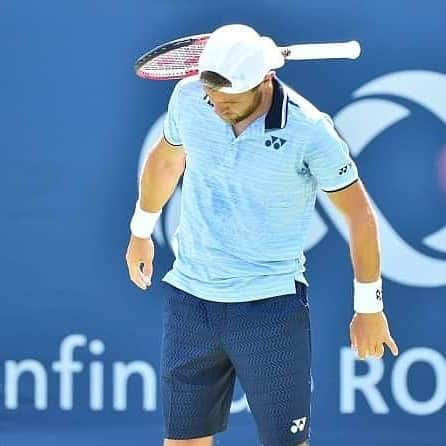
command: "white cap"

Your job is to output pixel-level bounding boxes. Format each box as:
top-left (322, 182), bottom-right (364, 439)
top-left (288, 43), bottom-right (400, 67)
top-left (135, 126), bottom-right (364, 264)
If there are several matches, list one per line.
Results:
top-left (198, 24), bottom-right (285, 94)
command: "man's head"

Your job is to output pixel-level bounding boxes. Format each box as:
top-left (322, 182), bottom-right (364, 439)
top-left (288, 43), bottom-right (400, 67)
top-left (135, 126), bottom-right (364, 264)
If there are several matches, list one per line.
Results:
top-left (198, 24), bottom-right (283, 124)
top-left (201, 70), bottom-right (274, 124)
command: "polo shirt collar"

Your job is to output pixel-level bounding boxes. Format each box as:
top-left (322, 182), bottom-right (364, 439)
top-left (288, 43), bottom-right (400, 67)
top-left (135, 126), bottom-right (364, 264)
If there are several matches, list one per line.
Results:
top-left (264, 77), bottom-right (288, 131)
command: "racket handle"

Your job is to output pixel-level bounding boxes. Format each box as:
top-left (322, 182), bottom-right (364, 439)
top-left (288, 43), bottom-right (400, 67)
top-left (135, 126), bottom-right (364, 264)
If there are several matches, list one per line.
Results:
top-left (281, 40), bottom-right (361, 60)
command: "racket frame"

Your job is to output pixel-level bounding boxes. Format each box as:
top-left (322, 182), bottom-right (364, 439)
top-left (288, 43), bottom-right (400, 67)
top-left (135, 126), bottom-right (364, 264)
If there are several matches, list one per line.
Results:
top-left (134, 34), bottom-right (209, 80)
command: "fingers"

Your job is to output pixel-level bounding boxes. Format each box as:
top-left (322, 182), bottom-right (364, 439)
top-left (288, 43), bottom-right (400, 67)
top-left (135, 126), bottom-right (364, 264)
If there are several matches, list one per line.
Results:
top-left (128, 261), bottom-right (152, 290)
top-left (129, 262), bottom-right (147, 289)
top-left (141, 262), bottom-right (153, 285)
top-left (350, 313), bottom-right (399, 360)
top-left (349, 331), bottom-right (357, 352)
top-left (357, 345), bottom-right (371, 360)
top-left (350, 325), bottom-right (372, 359)
top-left (355, 341), bottom-right (396, 360)
top-left (356, 344), bottom-right (381, 360)
top-left (125, 236), bottom-right (155, 290)
top-left (350, 328), bottom-right (370, 360)
top-left (385, 336), bottom-right (399, 356)
top-left (374, 343), bottom-right (385, 359)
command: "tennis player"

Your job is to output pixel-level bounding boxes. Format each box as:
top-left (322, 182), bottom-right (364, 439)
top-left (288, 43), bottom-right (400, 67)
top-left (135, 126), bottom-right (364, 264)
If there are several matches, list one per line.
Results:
top-left (126, 24), bottom-right (399, 446)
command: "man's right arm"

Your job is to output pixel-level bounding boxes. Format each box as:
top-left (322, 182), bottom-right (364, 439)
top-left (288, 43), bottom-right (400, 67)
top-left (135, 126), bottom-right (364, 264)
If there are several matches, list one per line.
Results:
top-left (126, 136), bottom-right (185, 290)
top-left (139, 135), bottom-right (186, 211)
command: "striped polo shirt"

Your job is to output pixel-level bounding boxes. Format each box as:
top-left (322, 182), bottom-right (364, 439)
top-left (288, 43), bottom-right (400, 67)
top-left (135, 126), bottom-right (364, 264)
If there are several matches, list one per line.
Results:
top-left (161, 75), bottom-right (358, 302)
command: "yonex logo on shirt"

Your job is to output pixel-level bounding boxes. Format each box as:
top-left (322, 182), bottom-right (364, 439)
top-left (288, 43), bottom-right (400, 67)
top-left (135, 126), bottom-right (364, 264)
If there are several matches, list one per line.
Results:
top-left (338, 162), bottom-right (352, 175)
top-left (265, 135), bottom-right (287, 150)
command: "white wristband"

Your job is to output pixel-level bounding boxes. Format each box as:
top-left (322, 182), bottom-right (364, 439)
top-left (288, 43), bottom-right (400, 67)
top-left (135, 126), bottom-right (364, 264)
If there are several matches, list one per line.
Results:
top-left (130, 200), bottom-right (161, 239)
top-left (354, 278), bottom-right (383, 313)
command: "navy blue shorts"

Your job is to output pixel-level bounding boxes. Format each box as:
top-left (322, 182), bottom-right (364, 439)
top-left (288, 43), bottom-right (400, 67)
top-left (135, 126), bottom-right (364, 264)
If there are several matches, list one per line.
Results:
top-left (160, 281), bottom-right (312, 446)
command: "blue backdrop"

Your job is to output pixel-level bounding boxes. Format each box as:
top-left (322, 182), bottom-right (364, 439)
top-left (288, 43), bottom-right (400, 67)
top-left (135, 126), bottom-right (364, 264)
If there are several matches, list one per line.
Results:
top-left (1, 1), bottom-right (445, 445)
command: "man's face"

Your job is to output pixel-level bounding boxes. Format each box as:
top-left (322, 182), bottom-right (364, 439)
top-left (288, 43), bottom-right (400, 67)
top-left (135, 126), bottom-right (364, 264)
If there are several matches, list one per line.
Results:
top-left (203, 84), bottom-right (263, 125)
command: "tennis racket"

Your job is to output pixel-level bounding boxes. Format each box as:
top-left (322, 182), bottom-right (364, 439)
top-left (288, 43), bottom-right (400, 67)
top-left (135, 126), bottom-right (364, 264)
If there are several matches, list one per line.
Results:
top-left (135, 34), bottom-right (361, 81)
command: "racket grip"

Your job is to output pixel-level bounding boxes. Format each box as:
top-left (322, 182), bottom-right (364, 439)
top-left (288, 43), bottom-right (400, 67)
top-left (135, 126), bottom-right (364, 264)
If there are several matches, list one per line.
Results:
top-left (283, 41), bottom-right (361, 60)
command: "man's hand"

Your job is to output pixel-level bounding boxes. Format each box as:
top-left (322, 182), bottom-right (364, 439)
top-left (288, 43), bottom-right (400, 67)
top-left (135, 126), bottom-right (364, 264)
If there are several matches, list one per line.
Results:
top-left (350, 311), bottom-right (399, 360)
top-left (125, 235), bottom-right (155, 290)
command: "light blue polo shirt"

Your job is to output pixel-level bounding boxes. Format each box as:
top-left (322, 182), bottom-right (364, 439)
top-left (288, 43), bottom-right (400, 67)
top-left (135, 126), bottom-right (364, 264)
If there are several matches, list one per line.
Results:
top-left (161, 75), bottom-right (358, 302)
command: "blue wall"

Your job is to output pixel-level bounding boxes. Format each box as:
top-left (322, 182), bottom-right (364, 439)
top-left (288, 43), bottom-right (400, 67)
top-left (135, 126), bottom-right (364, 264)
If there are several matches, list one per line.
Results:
top-left (1, 1), bottom-right (445, 445)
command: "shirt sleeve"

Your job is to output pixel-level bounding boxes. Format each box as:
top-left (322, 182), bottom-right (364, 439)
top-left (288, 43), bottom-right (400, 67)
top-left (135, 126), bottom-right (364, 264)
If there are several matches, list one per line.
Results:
top-left (304, 113), bottom-right (359, 192)
top-left (163, 82), bottom-right (183, 146)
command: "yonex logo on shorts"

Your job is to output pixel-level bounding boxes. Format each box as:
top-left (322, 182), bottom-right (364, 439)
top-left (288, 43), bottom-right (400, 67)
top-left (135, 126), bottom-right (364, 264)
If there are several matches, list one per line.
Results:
top-left (265, 135), bottom-right (287, 150)
top-left (290, 417), bottom-right (307, 433)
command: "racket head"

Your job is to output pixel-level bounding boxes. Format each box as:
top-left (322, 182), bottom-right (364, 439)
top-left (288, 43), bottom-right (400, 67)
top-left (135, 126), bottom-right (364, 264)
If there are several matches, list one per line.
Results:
top-left (134, 34), bottom-right (210, 80)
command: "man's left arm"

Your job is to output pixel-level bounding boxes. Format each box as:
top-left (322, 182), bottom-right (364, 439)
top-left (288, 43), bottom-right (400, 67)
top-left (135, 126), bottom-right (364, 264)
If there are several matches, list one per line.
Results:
top-left (327, 179), bottom-right (399, 360)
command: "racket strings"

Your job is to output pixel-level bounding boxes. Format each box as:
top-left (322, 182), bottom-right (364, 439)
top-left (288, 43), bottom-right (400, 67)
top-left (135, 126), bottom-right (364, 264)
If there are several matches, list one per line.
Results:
top-left (141, 42), bottom-right (207, 79)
